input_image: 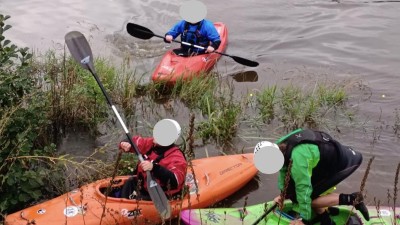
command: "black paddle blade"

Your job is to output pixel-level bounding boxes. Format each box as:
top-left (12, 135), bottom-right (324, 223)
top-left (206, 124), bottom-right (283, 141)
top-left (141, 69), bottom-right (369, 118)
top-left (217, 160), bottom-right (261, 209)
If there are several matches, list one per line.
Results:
top-left (231, 55), bottom-right (259, 67)
top-left (126, 23), bottom-right (155, 40)
top-left (64, 31), bottom-right (96, 73)
top-left (147, 173), bottom-right (171, 219)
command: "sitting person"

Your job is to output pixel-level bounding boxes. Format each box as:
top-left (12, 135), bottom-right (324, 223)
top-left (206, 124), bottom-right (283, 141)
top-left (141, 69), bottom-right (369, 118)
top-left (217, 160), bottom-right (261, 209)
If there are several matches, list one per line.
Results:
top-left (164, 0), bottom-right (221, 56)
top-left (273, 128), bottom-right (369, 225)
top-left (119, 135), bottom-right (187, 200)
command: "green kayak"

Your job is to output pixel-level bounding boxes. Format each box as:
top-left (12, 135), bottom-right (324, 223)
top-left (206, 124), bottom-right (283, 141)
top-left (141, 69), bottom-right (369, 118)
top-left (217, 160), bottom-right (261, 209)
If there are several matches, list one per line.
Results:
top-left (180, 200), bottom-right (400, 225)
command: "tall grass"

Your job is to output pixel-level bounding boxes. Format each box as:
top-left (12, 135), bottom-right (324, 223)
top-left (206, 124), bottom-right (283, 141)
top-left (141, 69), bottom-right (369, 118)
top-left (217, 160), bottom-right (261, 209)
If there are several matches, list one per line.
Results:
top-left (253, 82), bottom-right (349, 132)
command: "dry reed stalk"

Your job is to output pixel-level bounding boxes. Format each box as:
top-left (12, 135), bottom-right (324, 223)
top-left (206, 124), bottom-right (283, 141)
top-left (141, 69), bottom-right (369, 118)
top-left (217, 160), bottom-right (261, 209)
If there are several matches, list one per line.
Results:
top-left (277, 160), bottom-right (293, 225)
top-left (177, 113), bottom-right (197, 225)
top-left (240, 196), bottom-right (249, 221)
top-left (374, 197), bottom-right (382, 221)
top-left (393, 162), bottom-right (399, 225)
top-left (186, 113), bottom-right (199, 198)
top-left (359, 156), bottom-right (375, 196)
top-left (346, 156), bottom-right (374, 224)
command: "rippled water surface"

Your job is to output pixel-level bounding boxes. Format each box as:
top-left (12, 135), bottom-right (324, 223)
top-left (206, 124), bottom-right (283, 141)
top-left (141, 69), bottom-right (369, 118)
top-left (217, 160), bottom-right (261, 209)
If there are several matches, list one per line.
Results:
top-left (2, 0), bottom-right (400, 211)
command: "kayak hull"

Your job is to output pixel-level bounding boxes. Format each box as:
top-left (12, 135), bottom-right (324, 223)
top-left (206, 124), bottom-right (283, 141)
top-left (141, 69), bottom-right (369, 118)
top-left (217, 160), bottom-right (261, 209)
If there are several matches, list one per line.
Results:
top-left (5, 153), bottom-right (257, 225)
top-left (180, 200), bottom-right (400, 225)
top-left (151, 22), bottom-right (228, 84)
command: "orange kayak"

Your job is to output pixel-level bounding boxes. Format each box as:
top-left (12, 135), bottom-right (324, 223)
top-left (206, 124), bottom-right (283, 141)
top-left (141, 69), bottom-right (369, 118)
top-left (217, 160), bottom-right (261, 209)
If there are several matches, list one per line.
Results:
top-left (5, 153), bottom-right (257, 225)
top-left (151, 22), bottom-right (228, 84)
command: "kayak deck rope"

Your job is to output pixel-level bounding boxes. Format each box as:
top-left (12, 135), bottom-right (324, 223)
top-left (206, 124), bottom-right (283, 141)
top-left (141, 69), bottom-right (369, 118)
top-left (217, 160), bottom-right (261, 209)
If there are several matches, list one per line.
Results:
top-left (20, 211), bottom-right (35, 225)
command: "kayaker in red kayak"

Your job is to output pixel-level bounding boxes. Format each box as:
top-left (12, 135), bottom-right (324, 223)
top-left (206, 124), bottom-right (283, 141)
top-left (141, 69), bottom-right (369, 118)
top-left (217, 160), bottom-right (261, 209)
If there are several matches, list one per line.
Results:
top-left (164, 0), bottom-right (221, 56)
top-left (272, 128), bottom-right (369, 225)
top-left (118, 121), bottom-right (187, 200)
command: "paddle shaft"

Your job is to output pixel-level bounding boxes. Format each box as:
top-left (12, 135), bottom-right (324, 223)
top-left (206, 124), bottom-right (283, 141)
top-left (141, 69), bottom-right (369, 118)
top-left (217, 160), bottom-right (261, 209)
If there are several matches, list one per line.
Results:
top-left (87, 67), bottom-right (145, 161)
top-left (162, 33), bottom-right (228, 55)
top-left (65, 31), bottom-right (171, 220)
top-left (86, 64), bottom-right (171, 219)
top-left (126, 23), bottom-right (259, 67)
top-left (156, 33), bottom-right (243, 59)
top-left (251, 203), bottom-right (278, 225)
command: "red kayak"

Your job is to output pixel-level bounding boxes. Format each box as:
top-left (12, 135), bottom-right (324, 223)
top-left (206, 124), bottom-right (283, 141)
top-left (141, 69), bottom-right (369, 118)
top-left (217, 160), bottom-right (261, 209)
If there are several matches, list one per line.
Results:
top-left (151, 22), bottom-right (228, 84)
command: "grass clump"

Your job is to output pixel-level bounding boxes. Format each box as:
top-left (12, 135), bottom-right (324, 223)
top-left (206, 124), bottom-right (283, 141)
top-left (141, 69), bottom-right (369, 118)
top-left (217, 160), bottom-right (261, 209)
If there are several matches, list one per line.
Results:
top-left (252, 82), bottom-right (349, 132)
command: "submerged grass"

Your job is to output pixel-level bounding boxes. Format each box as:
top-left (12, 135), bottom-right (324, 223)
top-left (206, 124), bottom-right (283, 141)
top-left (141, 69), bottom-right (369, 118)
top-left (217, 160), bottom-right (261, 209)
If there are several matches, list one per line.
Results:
top-left (252, 81), bottom-right (349, 132)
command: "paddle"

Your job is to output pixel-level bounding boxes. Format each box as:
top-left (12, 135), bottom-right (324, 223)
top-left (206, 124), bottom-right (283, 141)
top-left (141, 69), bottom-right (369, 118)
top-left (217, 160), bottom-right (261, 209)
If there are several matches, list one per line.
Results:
top-left (64, 31), bottom-right (171, 220)
top-left (126, 22), bottom-right (259, 67)
top-left (251, 203), bottom-right (278, 225)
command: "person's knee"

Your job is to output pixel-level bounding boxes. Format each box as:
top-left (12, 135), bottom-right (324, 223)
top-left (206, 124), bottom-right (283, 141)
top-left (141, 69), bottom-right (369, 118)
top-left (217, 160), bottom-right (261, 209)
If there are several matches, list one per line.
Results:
top-left (313, 207), bottom-right (326, 214)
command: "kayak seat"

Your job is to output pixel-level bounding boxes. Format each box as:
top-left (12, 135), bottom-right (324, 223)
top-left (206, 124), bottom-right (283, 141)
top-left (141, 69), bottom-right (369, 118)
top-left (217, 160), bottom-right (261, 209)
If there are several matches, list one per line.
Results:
top-left (99, 186), bottom-right (122, 198)
top-left (172, 48), bottom-right (206, 57)
top-left (120, 176), bottom-right (185, 201)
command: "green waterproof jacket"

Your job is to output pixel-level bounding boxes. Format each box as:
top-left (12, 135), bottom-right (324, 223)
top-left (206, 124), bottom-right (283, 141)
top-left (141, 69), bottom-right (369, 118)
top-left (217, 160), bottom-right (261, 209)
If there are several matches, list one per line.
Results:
top-left (276, 129), bottom-right (320, 221)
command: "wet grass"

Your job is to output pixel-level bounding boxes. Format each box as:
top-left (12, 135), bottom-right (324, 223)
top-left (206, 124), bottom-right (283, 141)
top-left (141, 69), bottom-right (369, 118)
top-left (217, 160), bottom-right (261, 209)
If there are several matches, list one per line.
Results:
top-left (46, 53), bottom-right (358, 150)
top-left (31, 48), bottom-right (356, 150)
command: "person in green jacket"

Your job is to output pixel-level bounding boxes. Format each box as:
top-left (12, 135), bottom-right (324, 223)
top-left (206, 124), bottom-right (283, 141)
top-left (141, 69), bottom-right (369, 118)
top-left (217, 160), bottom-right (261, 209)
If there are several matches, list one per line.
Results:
top-left (273, 128), bottom-right (369, 225)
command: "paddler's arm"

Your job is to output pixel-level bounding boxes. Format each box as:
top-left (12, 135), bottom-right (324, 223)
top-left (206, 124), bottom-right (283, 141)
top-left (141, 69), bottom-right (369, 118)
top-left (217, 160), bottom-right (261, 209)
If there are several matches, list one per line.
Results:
top-left (290, 144), bottom-right (319, 221)
top-left (151, 164), bottom-right (179, 189)
top-left (164, 20), bottom-right (186, 42)
top-left (203, 21), bottom-right (221, 52)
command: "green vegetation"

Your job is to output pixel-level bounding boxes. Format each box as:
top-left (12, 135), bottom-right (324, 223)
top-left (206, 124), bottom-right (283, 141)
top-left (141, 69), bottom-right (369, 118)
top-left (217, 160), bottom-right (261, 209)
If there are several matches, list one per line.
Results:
top-left (0, 13), bottom-right (370, 224)
top-left (0, 15), bottom-right (113, 219)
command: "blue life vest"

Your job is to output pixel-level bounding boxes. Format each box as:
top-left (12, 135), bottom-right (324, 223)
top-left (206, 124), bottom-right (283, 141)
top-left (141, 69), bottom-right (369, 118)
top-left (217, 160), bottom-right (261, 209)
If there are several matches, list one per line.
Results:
top-left (181, 21), bottom-right (208, 52)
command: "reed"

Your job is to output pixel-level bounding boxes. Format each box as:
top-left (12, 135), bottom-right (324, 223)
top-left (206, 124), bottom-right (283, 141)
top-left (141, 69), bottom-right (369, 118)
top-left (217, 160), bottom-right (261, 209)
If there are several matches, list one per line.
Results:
top-left (393, 162), bottom-right (399, 225)
top-left (256, 85), bottom-right (277, 123)
top-left (277, 159), bottom-right (293, 224)
top-left (346, 156), bottom-right (374, 224)
top-left (360, 156), bottom-right (374, 195)
top-left (374, 197), bottom-right (382, 221)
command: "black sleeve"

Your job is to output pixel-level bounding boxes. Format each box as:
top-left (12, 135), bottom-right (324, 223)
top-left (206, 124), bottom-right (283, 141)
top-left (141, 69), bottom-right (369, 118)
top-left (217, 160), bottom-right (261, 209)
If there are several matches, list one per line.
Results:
top-left (152, 164), bottom-right (178, 189)
top-left (210, 40), bottom-right (221, 50)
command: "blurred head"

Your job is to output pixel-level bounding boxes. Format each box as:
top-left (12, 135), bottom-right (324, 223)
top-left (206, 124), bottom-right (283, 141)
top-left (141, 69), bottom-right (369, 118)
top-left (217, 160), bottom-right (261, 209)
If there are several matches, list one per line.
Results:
top-left (253, 141), bottom-right (284, 174)
top-left (179, 0), bottom-right (207, 24)
top-left (153, 119), bottom-right (181, 146)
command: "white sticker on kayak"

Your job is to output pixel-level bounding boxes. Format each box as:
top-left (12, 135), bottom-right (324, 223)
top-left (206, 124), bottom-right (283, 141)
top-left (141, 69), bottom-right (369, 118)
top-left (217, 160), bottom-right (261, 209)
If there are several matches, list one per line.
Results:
top-left (121, 208), bottom-right (142, 219)
top-left (64, 206), bottom-right (79, 217)
top-left (162, 65), bottom-right (173, 72)
top-left (185, 173), bottom-right (199, 195)
top-left (379, 209), bottom-right (391, 216)
top-left (37, 209), bottom-right (46, 214)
